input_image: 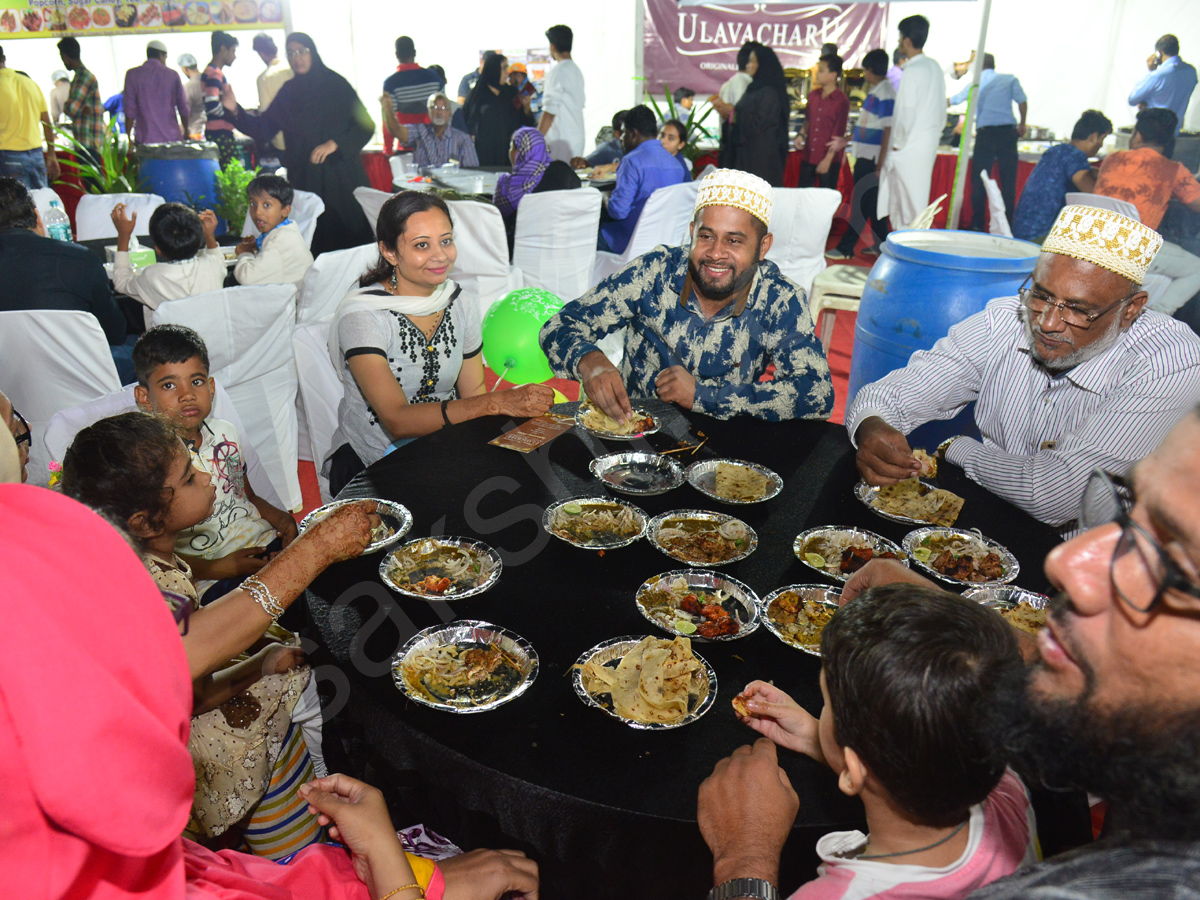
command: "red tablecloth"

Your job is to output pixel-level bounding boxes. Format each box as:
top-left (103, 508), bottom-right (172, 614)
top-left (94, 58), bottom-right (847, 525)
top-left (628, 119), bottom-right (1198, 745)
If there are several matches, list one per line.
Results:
top-left (783, 151), bottom-right (854, 205)
top-left (930, 153), bottom-right (1036, 229)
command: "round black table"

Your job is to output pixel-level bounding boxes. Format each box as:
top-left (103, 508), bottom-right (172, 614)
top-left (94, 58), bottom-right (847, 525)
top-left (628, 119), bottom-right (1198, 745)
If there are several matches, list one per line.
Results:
top-left (305, 401), bottom-right (1063, 899)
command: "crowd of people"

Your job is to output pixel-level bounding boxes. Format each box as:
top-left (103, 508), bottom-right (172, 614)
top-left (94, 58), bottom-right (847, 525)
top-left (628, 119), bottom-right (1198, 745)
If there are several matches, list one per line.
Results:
top-left (5, 11), bottom-right (1200, 900)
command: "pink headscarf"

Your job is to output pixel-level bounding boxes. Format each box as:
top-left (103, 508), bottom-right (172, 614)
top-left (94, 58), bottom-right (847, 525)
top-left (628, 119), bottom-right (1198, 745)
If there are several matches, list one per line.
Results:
top-left (0, 485), bottom-right (368, 900)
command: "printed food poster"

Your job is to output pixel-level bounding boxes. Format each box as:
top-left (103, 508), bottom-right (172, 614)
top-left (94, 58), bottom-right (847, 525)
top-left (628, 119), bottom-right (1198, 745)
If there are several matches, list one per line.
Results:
top-left (0, 0), bottom-right (284, 37)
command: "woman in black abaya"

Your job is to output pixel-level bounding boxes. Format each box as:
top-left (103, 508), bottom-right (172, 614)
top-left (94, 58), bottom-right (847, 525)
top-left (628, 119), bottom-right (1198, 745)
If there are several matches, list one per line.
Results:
top-left (463, 53), bottom-right (533, 167)
top-left (221, 33), bottom-right (375, 254)
top-left (730, 44), bottom-right (792, 187)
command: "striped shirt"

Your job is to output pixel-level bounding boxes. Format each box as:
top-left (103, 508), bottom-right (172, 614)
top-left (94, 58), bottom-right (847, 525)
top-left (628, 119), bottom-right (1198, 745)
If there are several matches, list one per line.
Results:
top-left (202, 64), bottom-right (233, 132)
top-left (846, 296), bottom-right (1200, 528)
top-left (540, 245), bottom-right (833, 421)
top-left (850, 79), bottom-right (896, 163)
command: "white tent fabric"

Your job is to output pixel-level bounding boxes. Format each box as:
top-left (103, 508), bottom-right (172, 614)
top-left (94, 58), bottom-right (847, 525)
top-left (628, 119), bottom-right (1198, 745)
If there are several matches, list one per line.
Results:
top-left (763, 187), bottom-right (842, 298)
top-left (592, 180), bottom-right (699, 286)
top-left (0, 309), bottom-right (120, 486)
top-left (297, 243), bottom-right (379, 325)
top-left (446, 199), bottom-right (524, 321)
top-left (151, 284), bottom-right (302, 511)
top-left (292, 322), bottom-right (343, 504)
top-left (512, 189), bottom-right (603, 303)
top-left (242, 188), bottom-right (326, 249)
top-left (75, 192), bottom-right (166, 241)
top-left (353, 186), bottom-right (391, 233)
top-left (43, 380), bottom-right (285, 511)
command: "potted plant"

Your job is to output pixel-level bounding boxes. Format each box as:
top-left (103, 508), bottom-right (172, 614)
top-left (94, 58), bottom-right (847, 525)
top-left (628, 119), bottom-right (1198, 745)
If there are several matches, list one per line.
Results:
top-left (213, 157), bottom-right (259, 238)
top-left (646, 84), bottom-right (717, 164)
top-left (55, 121), bottom-right (144, 193)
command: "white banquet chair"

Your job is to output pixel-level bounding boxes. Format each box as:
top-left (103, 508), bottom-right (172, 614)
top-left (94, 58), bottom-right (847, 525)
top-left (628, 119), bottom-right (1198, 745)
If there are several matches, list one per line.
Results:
top-left (592, 180), bottom-right (699, 286)
top-left (296, 242), bottom-right (379, 325)
top-left (512, 189), bottom-right (602, 302)
top-left (29, 186), bottom-right (65, 224)
top-left (43, 380), bottom-right (285, 511)
top-left (151, 284), bottom-right (302, 511)
top-left (74, 192), bottom-right (166, 241)
top-left (242, 188), bottom-right (325, 249)
top-left (354, 186), bottom-right (393, 233)
top-left (764, 187), bottom-right (842, 297)
top-left (0, 309), bottom-right (120, 486)
top-left (447, 199), bottom-right (523, 321)
top-left (292, 322), bottom-right (343, 503)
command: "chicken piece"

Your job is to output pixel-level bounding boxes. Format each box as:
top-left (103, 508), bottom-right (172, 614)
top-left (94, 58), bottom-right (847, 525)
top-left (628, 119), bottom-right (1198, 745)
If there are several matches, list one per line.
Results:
top-left (840, 545), bottom-right (875, 574)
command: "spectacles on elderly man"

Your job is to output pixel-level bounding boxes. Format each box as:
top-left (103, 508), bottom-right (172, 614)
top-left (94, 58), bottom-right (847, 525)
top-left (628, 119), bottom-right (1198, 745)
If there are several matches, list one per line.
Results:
top-left (1080, 469), bottom-right (1200, 615)
top-left (1018, 275), bottom-right (1133, 330)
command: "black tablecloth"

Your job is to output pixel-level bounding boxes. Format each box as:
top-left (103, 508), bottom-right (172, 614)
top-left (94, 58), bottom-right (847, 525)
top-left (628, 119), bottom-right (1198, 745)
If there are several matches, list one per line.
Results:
top-left (305, 401), bottom-right (1064, 899)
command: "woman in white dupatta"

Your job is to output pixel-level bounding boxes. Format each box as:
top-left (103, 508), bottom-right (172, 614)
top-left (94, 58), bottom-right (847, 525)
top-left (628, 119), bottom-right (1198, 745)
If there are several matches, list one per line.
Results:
top-left (325, 191), bottom-right (553, 493)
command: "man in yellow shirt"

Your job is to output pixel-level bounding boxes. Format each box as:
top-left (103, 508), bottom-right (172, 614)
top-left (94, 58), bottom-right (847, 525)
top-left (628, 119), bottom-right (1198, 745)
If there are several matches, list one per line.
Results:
top-left (0, 45), bottom-right (59, 189)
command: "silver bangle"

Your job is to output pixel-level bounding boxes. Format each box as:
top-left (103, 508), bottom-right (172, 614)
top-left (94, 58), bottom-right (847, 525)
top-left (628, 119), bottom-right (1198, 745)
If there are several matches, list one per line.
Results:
top-left (242, 576), bottom-right (285, 620)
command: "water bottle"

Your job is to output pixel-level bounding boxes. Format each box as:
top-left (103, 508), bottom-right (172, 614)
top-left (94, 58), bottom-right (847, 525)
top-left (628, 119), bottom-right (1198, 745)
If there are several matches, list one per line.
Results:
top-left (44, 200), bottom-right (73, 243)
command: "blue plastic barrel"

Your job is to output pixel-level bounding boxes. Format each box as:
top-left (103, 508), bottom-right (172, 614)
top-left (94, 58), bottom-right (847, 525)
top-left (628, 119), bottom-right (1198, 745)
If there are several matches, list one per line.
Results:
top-left (136, 141), bottom-right (220, 208)
top-left (847, 229), bottom-right (1041, 446)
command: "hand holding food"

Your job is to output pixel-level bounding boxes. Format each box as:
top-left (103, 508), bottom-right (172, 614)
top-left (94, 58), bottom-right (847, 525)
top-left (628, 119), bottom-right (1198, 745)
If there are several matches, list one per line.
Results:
top-left (298, 774), bottom-right (409, 888)
top-left (235, 236), bottom-right (257, 256)
top-left (299, 499), bottom-right (380, 564)
top-left (840, 558), bottom-right (936, 603)
top-left (733, 680), bottom-right (823, 761)
top-left (855, 416), bottom-right (920, 484)
top-left (198, 209), bottom-right (219, 238)
top-left (578, 350), bottom-right (633, 423)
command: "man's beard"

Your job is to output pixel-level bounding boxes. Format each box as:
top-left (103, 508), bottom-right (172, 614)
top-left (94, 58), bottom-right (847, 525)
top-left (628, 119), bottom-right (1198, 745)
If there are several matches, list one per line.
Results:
top-left (993, 596), bottom-right (1200, 841)
top-left (1022, 306), bottom-right (1124, 372)
top-left (688, 248), bottom-right (761, 301)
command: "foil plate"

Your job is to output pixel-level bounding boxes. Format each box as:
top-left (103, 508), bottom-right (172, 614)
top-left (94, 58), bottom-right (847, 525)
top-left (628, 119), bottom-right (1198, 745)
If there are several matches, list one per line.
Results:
top-left (542, 497), bottom-right (648, 550)
top-left (759, 585), bottom-right (842, 657)
top-left (299, 498), bottom-right (412, 554)
top-left (590, 452), bottom-right (684, 496)
top-left (635, 568), bottom-right (760, 641)
top-left (685, 458), bottom-right (783, 504)
top-left (574, 407), bottom-right (662, 440)
top-left (379, 536), bottom-right (502, 599)
top-left (571, 635), bottom-right (717, 730)
top-left (854, 479), bottom-right (948, 526)
top-left (392, 619), bottom-right (538, 713)
top-left (793, 526), bottom-right (907, 583)
top-left (902, 527), bottom-right (1020, 587)
top-left (646, 509), bottom-right (758, 567)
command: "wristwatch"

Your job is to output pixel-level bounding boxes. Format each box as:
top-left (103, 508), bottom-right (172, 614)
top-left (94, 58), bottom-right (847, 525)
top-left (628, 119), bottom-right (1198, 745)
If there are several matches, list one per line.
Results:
top-left (708, 878), bottom-right (780, 900)
top-left (935, 435), bottom-right (963, 461)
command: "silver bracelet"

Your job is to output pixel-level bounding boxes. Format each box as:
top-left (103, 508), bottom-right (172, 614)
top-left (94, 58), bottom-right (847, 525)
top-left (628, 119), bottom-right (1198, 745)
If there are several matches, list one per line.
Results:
top-left (242, 576), bottom-right (285, 620)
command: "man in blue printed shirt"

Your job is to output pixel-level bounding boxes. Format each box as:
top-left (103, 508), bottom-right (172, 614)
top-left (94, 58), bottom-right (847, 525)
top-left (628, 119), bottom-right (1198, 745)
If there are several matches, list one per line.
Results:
top-left (950, 54), bottom-right (1027, 232)
top-left (1012, 109), bottom-right (1110, 244)
top-left (598, 104), bottom-right (688, 254)
top-left (541, 168), bottom-right (832, 422)
top-left (1130, 34), bottom-right (1197, 137)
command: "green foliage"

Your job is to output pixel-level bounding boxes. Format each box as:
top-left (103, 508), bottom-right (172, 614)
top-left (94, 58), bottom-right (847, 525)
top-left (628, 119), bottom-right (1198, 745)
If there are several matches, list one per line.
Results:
top-left (645, 84), bottom-right (717, 163)
top-left (213, 158), bottom-right (259, 237)
top-left (54, 122), bottom-right (143, 194)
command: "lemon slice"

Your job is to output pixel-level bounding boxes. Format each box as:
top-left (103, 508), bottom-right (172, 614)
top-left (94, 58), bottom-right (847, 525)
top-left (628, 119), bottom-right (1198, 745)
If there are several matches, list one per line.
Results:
top-left (913, 547), bottom-right (932, 563)
top-left (563, 502), bottom-right (582, 515)
top-left (804, 552), bottom-right (827, 568)
top-left (674, 618), bottom-right (697, 634)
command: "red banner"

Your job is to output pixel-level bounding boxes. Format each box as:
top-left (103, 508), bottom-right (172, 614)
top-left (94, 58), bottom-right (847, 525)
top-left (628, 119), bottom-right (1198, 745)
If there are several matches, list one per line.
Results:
top-left (644, 1), bottom-right (889, 96)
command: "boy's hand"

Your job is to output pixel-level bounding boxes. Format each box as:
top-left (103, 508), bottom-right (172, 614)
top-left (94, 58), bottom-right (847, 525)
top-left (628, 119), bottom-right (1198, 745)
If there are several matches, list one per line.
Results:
top-left (199, 209), bottom-right (219, 238)
top-left (110, 203), bottom-right (136, 251)
top-left (263, 643), bottom-right (306, 675)
top-left (235, 235), bottom-right (257, 256)
top-left (274, 512), bottom-right (299, 548)
top-left (734, 680), bottom-right (823, 762)
top-left (223, 546), bottom-right (270, 577)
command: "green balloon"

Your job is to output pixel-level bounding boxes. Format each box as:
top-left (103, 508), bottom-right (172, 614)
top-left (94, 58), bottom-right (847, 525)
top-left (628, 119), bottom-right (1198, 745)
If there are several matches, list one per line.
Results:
top-left (481, 287), bottom-right (566, 384)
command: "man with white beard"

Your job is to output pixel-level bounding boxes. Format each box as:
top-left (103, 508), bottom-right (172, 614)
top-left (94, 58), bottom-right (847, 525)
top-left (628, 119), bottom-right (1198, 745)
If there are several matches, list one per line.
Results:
top-left (379, 91), bottom-right (478, 168)
top-left (846, 205), bottom-right (1200, 530)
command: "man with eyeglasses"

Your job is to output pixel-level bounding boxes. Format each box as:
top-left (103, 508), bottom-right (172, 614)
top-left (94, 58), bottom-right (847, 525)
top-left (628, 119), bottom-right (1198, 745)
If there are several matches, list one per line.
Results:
top-left (848, 204), bottom-right (1200, 531)
top-left (0, 389), bottom-right (29, 483)
top-left (379, 91), bottom-right (477, 169)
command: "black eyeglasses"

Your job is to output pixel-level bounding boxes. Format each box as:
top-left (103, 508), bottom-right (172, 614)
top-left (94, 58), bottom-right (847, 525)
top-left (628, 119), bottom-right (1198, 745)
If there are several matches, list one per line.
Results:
top-left (1080, 469), bottom-right (1200, 614)
top-left (163, 590), bottom-right (192, 635)
top-left (1018, 275), bottom-right (1131, 330)
top-left (10, 407), bottom-right (30, 448)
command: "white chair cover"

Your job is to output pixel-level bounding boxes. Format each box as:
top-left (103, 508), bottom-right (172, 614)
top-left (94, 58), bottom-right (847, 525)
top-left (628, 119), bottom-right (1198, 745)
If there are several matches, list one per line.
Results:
top-left (447, 199), bottom-right (523, 321)
top-left (1064, 191), bottom-right (1141, 222)
top-left (354, 186), bottom-right (393, 233)
top-left (292, 322), bottom-right (342, 503)
top-left (764, 187), bottom-right (842, 297)
top-left (0, 309), bottom-right (120, 486)
top-left (297, 243), bottom-right (379, 325)
top-left (592, 180), bottom-right (699, 286)
top-left (242, 188), bottom-right (325, 249)
top-left (512, 189), bottom-right (602, 302)
top-left (74, 192), bottom-right (166, 241)
top-left (151, 284), bottom-right (302, 511)
top-left (43, 380), bottom-right (285, 510)
top-left (29, 186), bottom-right (65, 224)
top-left (980, 171), bottom-right (1013, 238)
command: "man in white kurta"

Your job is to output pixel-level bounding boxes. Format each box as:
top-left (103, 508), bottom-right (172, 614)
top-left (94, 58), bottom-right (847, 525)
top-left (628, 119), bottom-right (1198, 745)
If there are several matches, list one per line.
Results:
top-left (540, 25), bottom-right (586, 162)
top-left (877, 16), bottom-right (946, 228)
